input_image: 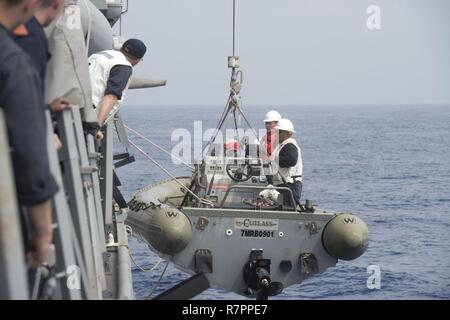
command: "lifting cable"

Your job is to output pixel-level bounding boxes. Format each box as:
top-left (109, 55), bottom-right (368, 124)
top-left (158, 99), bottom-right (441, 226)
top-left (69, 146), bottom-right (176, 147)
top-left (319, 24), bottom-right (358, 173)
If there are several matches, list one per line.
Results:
top-left (123, 124), bottom-right (194, 171)
top-left (232, 0), bottom-right (236, 56)
top-left (202, 0), bottom-right (262, 157)
top-left (129, 251), bottom-right (162, 273)
top-left (146, 260), bottom-right (170, 300)
top-left (126, 225), bottom-right (162, 273)
top-left (202, 94), bottom-right (233, 158)
top-left (127, 138), bottom-right (214, 207)
top-left (201, 0), bottom-right (239, 157)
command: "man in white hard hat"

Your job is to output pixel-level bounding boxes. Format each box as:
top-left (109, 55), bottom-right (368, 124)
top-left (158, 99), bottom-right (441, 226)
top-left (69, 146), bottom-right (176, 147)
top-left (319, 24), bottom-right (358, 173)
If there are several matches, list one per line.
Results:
top-left (272, 118), bottom-right (303, 207)
top-left (260, 110), bottom-right (282, 184)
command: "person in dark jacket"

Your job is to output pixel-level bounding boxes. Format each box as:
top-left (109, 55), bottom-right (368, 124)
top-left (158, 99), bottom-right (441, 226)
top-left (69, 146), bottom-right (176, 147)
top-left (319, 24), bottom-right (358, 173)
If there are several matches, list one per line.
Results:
top-left (14, 0), bottom-right (70, 150)
top-left (273, 119), bottom-right (303, 207)
top-left (0, 0), bottom-right (59, 268)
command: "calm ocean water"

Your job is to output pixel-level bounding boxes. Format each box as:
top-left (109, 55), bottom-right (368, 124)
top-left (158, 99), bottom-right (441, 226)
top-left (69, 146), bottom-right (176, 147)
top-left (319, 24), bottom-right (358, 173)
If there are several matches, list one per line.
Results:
top-left (115, 104), bottom-right (450, 300)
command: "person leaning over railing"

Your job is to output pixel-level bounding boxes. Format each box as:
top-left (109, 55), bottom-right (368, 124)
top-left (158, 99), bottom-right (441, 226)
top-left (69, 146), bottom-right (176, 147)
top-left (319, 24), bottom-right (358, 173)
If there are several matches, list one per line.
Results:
top-left (88, 38), bottom-right (147, 140)
top-left (0, 0), bottom-right (59, 268)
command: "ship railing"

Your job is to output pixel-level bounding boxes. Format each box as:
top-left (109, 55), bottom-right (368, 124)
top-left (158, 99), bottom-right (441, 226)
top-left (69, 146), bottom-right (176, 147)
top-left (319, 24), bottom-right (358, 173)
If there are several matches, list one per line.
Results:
top-left (50, 106), bottom-right (106, 299)
top-left (0, 105), bottom-right (133, 300)
top-left (56, 106), bottom-right (134, 300)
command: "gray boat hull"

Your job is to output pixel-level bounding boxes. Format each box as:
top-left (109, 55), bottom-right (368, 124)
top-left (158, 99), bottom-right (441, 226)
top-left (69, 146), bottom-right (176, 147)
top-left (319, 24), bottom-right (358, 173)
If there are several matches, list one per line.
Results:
top-left (127, 177), bottom-right (368, 298)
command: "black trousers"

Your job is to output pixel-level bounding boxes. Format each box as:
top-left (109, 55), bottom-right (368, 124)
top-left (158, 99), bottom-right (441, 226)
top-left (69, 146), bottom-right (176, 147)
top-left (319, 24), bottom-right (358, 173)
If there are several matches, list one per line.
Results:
top-left (278, 181), bottom-right (302, 207)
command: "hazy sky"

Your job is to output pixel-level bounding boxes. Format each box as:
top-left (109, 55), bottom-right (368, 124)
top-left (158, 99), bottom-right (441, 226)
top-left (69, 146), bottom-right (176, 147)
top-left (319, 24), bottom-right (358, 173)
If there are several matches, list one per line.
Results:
top-left (115, 0), bottom-right (450, 106)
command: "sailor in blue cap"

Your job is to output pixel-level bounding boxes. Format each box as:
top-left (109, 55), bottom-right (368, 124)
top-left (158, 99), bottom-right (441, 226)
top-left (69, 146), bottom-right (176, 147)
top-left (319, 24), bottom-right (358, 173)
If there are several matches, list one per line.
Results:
top-left (88, 38), bottom-right (147, 135)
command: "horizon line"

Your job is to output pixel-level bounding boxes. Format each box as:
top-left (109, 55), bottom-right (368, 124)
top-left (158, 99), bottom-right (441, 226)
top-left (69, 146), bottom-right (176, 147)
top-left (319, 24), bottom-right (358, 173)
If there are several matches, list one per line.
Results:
top-left (123, 103), bottom-right (450, 108)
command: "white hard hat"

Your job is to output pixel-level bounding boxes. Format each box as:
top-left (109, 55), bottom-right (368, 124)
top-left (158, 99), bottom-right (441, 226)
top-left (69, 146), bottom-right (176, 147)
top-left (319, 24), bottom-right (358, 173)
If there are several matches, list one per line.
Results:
top-left (275, 119), bottom-right (296, 133)
top-left (264, 110), bottom-right (282, 123)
